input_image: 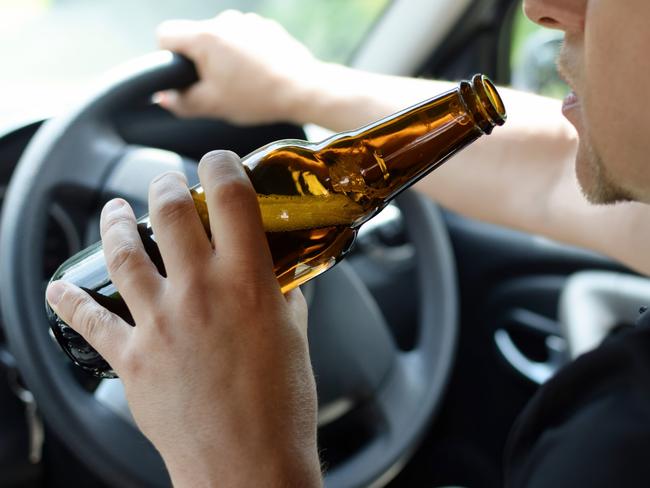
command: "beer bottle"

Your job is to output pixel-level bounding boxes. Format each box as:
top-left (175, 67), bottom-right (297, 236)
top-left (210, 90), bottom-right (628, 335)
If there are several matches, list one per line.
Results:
top-left (47, 74), bottom-right (506, 377)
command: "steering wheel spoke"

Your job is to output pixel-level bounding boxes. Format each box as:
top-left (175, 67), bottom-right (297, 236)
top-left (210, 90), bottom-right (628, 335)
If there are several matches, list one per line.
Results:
top-left (374, 353), bottom-right (421, 437)
top-left (20, 120), bottom-right (124, 198)
top-left (309, 261), bottom-right (399, 415)
top-left (102, 145), bottom-right (197, 215)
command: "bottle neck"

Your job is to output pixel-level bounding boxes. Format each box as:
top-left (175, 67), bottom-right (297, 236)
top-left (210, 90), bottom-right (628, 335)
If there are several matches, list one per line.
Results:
top-left (321, 75), bottom-right (505, 203)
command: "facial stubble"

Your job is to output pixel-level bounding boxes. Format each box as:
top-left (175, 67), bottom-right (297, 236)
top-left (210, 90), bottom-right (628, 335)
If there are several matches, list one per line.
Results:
top-left (577, 137), bottom-right (634, 205)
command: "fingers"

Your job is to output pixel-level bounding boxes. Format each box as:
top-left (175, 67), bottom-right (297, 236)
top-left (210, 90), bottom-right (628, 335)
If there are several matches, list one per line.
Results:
top-left (46, 281), bottom-right (131, 368)
top-left (156, 10), bottom-right (314, 124)
top-left (156, 12), bottom-right (243, 57)
top-left (100, 199), bottom-right (163, 306)
top-left (148, 171), bottom-right (214, 278)
top-left (156, 18), bottom-right (208, 118)
top-left (156, 84), bottom-right (214, 118)
top-left (198, 151), bottom-right (275, 274)
top-left (156, 19), bottom-right (201, 57)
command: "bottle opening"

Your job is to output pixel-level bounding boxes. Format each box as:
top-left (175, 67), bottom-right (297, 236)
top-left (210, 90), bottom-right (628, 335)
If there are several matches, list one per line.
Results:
top-left (481, 76), bottom-right (507, 123)
top-left (471, 74), bottom-right (507, 127)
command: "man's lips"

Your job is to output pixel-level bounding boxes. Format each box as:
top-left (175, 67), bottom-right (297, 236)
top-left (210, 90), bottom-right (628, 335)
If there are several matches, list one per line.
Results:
top-left (562, 91), bottom-right (581, 125)
top-left (563, 91), bottom-right (579, 109)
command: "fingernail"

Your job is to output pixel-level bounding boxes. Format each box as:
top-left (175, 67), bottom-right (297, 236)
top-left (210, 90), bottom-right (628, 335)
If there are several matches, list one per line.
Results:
top-left (104, 199), bottom-right (126, 213)
top-left (199, 150), bottom-right (245, 177)
top-left (155, 90), bottom-right (177, 109)
top-left (46, 281), bottom-right (67, 306)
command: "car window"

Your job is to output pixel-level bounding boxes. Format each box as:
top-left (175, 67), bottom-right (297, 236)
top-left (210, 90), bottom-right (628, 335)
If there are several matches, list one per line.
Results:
top-left (0, 0), bottom-right (391, 127)
top-left (509, 2), bottom-right (568, 99)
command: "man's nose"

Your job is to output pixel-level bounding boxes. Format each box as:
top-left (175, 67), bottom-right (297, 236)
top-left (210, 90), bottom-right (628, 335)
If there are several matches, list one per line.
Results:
top-left (523, 0), bottom-right (586, 33)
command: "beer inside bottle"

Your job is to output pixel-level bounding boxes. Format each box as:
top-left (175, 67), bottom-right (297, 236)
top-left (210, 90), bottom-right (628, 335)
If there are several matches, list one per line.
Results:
top-left (47, 74), bottom-right (506, 378)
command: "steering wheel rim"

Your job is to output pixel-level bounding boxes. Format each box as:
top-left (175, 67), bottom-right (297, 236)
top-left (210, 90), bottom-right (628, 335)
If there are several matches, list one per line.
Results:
top-left (0, 52), bottom-right (458, 487)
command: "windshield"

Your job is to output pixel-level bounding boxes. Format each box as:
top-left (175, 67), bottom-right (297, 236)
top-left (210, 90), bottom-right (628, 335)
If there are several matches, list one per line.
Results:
top-left (1, 0), bottom-right (390, 128)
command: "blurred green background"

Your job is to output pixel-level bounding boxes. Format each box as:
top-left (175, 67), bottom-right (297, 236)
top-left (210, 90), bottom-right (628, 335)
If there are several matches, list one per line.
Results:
top-left (510, 5), bottom-right (567, 98)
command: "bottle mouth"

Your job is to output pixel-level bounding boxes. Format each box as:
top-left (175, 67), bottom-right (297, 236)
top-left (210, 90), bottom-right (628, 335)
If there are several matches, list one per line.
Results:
top-left (475, 75), bottom-right (506, 125)
top-left (463, 74), bottom-right (507, 134)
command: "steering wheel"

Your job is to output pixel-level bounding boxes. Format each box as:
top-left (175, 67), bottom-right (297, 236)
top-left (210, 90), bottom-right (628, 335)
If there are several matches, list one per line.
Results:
top-left (0, 52), bottom-right (458, 487)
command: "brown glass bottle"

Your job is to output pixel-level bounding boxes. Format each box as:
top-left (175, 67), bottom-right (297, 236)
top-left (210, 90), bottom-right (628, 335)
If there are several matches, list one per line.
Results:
top-left (47, 74), bottom-right (506, 378)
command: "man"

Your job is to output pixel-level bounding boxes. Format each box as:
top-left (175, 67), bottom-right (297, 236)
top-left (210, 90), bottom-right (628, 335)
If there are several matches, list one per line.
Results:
top-left (45, 0), bottom-right (650, 486)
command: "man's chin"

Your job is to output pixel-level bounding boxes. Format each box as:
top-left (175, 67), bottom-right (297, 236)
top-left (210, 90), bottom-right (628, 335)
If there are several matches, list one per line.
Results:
top-left (580, 186), bottom-right (632, 205)
top-left (575, 145), bottom-right (634, 205)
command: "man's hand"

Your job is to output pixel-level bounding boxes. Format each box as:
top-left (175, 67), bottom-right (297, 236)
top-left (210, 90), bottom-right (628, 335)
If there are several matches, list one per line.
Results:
top-left (156, 10), bottom-right (321, 125)
top-left (46, 151), bottom-right (321, 487)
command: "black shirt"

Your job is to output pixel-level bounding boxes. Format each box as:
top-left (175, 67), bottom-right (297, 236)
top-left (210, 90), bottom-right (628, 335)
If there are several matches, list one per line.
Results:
top-left (505, 308), bottom-right (650, 487)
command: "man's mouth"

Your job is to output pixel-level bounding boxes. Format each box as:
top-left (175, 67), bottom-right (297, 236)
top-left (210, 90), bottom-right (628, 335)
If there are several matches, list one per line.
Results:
top-left (555, 42), bottom-right (582, 126)
top-left (563, 91), bottom-right (579, 110)
top-left (562, 91), bottom-right (581, 126)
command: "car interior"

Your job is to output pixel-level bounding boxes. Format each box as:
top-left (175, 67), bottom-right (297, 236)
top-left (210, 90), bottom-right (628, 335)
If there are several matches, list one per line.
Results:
top-left (0, 0), bottom-right (644, 487)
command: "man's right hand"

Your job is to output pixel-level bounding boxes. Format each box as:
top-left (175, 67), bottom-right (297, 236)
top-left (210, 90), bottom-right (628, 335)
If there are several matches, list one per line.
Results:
top-left (46, 151), bottom-right (322, 487)
top-left (156, 10), bottom-right (321, 126)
